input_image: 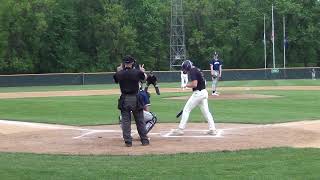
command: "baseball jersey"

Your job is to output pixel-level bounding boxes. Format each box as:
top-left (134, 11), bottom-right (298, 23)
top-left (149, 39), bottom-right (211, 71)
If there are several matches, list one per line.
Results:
top-left (181, 71), bottom-right (187, 75)
top-left (181, 71), bottom-right (188, 78)
top-left (189, 67), bottom-right (206, 91)
top-left (210, 59), bottom-right (223, 71)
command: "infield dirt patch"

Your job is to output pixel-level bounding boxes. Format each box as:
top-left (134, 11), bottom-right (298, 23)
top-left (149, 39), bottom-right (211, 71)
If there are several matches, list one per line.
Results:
top-left (0, 86), bottom-right (320, 99)
top-left (166, 93), bottom-right (280, 100)
top-left (0, 120), bottom-right (319, 155)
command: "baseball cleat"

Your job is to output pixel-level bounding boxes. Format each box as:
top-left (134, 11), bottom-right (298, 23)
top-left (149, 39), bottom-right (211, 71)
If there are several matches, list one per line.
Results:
top-left (212, 92), bottom-right (219, 96)
top-left (125, 142), bottom-right (132, 147)
top-left (205, 129), bottom-right (218, 135)
top-left (141, 140), bottom-right (150, 146)
top-left (171, 128), bottom-right (184, 136)
top-left (137, 137), bottom-right (151, 141)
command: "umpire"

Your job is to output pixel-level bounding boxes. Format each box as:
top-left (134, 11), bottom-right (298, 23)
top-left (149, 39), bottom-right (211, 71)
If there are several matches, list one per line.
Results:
top-left (113, 55), bottom-right (149, 147)
top-left (144, 71), bottom-right (160, 95)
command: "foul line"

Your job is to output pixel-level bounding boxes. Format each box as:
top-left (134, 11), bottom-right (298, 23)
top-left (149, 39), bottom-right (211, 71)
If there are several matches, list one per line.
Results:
top-left (160, 129), bottom-right (224, 138)
top-left (73, 129), bottom-right (121, 139)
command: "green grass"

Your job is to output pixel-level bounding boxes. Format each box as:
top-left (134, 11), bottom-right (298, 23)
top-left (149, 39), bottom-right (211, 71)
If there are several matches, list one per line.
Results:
top-left (0, 79), bottom-right (320, 93)
top-left (219, 79), bottom-right (320, 87)
top-left (0, 79), bottom-right (319, 125)
top-left (1, 80), bottom-right (319, 180)
top-left (0, 84), bottom-right (118, 93)
top-left (0, 95), bottom-right (118, 125)
top-left (0, 90), bottom-right (319, 125)
top-left (0, 148), bottom-right (319, 180)
top-left (211, 90), bottom-right (320, 123)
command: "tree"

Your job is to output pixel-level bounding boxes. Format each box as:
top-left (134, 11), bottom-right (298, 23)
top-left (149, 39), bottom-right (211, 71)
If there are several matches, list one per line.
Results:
top-left (0, 0), bottom-right (319, 73)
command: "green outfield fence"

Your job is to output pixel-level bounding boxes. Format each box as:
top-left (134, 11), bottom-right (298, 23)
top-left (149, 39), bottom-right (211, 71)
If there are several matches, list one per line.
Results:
top-left (0, 67), bottom-right (318, 87)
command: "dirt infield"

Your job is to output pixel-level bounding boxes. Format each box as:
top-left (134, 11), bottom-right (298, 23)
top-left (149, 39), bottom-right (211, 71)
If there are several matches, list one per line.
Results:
top-left (0, 86), bottom-right (319, 155)
top-left (166, 93), bottom-right (281, 100)
top-left (0, 120), bottom-right (319, 155)
top-left (0, 86), bottom-right (320, 99)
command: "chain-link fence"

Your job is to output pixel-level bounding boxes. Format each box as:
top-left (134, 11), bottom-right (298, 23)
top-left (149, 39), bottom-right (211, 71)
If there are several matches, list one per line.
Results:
top-left (0, 67), bottom-right (318, 87)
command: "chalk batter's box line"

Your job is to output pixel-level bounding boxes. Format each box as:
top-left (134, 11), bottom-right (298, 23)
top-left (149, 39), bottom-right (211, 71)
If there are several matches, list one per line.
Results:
top-left (72, 125), bottom-right (277, 139)
top-left (73, 129), bottom-right (225, 139)
top-left (3, 119), bottom-right (306, 139)
top-left (73, 129), bottom-right (121, 139)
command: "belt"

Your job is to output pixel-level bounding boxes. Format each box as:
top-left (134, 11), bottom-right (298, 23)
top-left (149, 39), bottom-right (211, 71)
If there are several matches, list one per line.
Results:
top-left (193, 89), bottom-right (205, 92)
top-left (121, 93), bottom-right (138, 98)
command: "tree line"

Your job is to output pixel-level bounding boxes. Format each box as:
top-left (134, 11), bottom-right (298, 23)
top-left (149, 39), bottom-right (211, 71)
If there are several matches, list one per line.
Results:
top-left (0, 0), bottom-right (319, 74)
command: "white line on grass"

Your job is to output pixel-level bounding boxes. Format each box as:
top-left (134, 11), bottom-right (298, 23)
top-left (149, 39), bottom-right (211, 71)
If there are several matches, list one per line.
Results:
top-left (160, 129), bottom-right (224, 138)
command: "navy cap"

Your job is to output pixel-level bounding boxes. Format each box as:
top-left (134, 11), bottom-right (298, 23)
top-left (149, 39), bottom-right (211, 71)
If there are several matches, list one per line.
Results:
top-left (122, 56), bottom-right (135, 64)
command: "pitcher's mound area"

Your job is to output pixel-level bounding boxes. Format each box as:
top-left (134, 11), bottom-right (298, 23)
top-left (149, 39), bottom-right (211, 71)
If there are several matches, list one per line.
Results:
top-left (0, 120), bottom-right (319, 155)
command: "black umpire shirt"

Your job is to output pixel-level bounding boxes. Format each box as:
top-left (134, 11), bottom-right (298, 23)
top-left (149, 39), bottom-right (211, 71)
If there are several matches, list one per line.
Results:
top-left (113, 68), bottom-right (145, 95)
top-left (189, 67), bottom-right (206, 91)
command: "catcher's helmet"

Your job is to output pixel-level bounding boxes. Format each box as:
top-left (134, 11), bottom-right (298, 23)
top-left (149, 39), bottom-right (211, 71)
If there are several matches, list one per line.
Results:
top-left (181, 60), bottom-right (193, 72)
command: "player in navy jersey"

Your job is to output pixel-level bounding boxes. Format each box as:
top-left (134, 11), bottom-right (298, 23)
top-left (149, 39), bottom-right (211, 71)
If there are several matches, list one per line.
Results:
top-left (210, 52), bottom-right (223, 96)
top-left (172, 60), bottom-right (217, 136)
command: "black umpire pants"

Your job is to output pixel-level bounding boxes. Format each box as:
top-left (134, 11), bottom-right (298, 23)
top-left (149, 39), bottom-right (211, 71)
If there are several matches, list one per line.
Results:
top-left (120, 94), bottom-right (148, 144)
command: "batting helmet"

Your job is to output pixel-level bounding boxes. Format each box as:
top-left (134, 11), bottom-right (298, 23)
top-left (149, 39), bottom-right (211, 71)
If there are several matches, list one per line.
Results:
top-left (181, 60), bottom-right (193, 72)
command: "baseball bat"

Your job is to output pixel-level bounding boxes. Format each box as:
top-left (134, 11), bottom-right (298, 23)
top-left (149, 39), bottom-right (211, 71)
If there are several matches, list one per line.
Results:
top-left (176, 110), bottom-right (183, 118)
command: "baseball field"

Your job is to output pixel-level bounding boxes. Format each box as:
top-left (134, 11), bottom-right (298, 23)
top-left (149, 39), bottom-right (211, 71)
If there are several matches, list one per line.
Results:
top-left (0, 79), bottom-right (320, 179)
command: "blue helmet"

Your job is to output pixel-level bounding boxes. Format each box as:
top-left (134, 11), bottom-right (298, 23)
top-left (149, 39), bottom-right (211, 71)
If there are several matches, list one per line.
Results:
top-left (181, 60), bottom-right (193, 72)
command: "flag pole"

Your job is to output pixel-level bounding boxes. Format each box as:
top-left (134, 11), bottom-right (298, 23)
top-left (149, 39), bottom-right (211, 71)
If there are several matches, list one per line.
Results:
top-left (283, 16), bottom-right (286, 69)
top-left (272, 4), bottom-right (275, 69)
top-left (264, 14), bottom-right (267, 69)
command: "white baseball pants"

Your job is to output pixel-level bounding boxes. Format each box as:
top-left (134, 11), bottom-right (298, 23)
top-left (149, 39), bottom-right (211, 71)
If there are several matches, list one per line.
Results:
top-left (178, 89), bottom-right (216, 130)
top-left (181, 74), bottom-right (188, 88)
top-left (212, 70), bottom-right (219, 92)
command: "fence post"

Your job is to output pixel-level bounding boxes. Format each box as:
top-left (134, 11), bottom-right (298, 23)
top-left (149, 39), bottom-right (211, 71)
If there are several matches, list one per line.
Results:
top-left (81, 72), bottom-right (85, 85)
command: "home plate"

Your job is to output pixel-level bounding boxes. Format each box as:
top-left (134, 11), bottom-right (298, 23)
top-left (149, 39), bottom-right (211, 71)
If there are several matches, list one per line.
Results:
top-left (159, 129), bottom-right (223, 138)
